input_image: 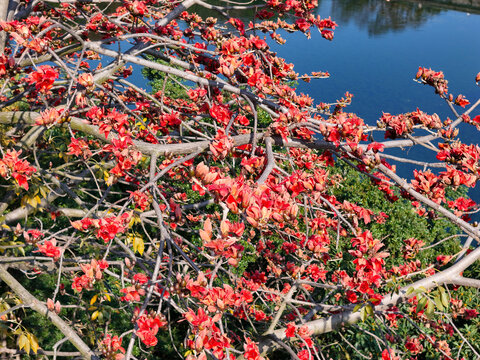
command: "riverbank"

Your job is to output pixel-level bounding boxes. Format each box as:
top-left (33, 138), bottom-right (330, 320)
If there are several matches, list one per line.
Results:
top-left (395, 0), bottom-right (480, 14)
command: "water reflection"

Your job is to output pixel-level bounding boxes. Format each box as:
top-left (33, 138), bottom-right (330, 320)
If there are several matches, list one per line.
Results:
top-left (327, 0), bottom-right (443, 36)
top-left (198, 0), bottom-right (480, 37)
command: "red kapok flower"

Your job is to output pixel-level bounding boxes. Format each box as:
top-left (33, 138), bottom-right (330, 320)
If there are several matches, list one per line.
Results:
top-left (35, 239), bottom-right (61, 261)
top-left (243, 337), bottom-right (264, 360)
top-left (26, 65), bottom-right (59, 92)
top-left (285, 322), bottom-right (296, 338)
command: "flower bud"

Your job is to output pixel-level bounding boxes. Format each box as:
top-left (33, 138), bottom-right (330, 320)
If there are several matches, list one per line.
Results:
top-left (195, 162), bottom-right (209, 179)
top-left (415, 67), bottom-right (423, 79)
top-left (47, 298), bottom-right (55, 312)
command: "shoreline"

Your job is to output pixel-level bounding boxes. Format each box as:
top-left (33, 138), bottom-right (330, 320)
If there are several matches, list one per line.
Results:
top-left (392, 0), bottom-right (480, 14)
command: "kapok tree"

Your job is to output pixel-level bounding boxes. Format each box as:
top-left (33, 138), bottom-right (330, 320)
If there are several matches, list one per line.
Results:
top-left (0, 0), bottom-right (479, 359)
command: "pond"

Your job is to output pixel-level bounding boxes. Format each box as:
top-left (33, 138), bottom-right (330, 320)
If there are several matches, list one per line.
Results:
top-left (266, 0), bottom-right (480, 210)
top-left (273, 0), bottom-right (480, 133)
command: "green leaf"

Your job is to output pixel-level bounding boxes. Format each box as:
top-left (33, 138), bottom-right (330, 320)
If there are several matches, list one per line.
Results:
top-left (360, 307), bottom-right (367, 321)
top-left (425, 300), bottom-right (435, 319)
top-left (434, 295), bottom-right (445, 312)
top-left (353, 304), bottom-right (362, 313)
top-left (415, 286), bottom-right (427, 295)
top-left (416, 296), bottom-right (428, 314)
top-left (440, 290), bottom-right (449, 308)
top-left (365, 304), bottom-right (374, 316)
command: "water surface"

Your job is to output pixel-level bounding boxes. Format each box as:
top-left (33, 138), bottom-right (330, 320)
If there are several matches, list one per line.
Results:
top-left (268, 0), bottom-right (480, 206)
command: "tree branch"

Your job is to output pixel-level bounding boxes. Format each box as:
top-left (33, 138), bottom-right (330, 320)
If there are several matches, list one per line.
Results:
top-left (0, 265), bottom-right (98, 359)
top-left (255, 245), bottom-right (480, 355)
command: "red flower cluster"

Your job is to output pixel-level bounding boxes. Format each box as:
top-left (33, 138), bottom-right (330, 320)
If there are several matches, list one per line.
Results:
top-left (284, 323), bottom-right (313, 346)
top-left (450, 298), bottom-right (479, 320)
top-left (447, 197), bottom-right (476, 219)
top-left (71, 213), bottom-right (131, 243)
top-left (128, 190), bottom-right (151, 211)
top-left (72, 259), bottom-right (109, 292)
top-left (177, 272), bottom-right (253, 315)
top-left (454, 94), bottom-right (470, 108)
top-left (401, 238), bottom-right (424, 259)
top-left (411, 170), bottom-right (446, 204)
top-left (67, 137), bottom-right (93, 159)
top-left (346, 231), bottom-right (389, 300)
top-left (120, 285), bottom-right (145, 302)
top-left (319, 112), bottom-right (367, 146)
top-left (416, 67), bottom-right (448, 95)
top-left (437, 141), bottom-right (480, 174)
top-left (36, 107), bottom-right (64, 127)
top-left (243, 337), bottom-right (264, 360)
top-left (379, 109), bottom-right (442, 139)
top-left (184, 307), bottom-right (231, 360)
top-left (195, 162), bottom-right (300, 231)
top-left (0, 149), bottom-right (36, 190)
top-left (381, 348), bottom-right (400, 360)
top-left (35, 239), bottom-right (61, 261)
top-left (199, 219), bottom-right (244, 266)
top-left (100, 334), bottom-right (125, 360)
top-left (125, 0), bottom-right (147, 16)
top-left (26, 65), bottom-right (59, 92)
top-left (135, 310), bottom-right (167, 347)
top-left (119, 270), bottom-right (148, 302)
top-left (210, 129), bottom-right (234, 159)
top-left (439, 165), bottom-right (477, 188)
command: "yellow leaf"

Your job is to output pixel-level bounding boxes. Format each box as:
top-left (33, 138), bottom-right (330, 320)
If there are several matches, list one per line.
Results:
top-left (128, 215), bottom-right (141, 228)
top-left (135, 121), bottom-right (146, 131)
top-left (22, 195), bottom-right (42, 209)
top-left (33, 195), bottom-right (41, 207)
top-left (125, 233), bottom-right (133, 244)
top-left (91, 310), bottom-right (99, 321)
top-left (18, 333), bottom-right (30, 354)
top-left (104, 292), bottom-right (111, 302)
top-left (39, 186), bottom-right (48, 198)
top-left (133, 235), bottom-right (144, 255)
top-left (90, 294), bottom-right (98, 305)
top-left (17, 246), bottom-right (25, 256)
top-left (1, 224), bottom-right (10, 230)
top-left (27, 332), bottom-right (39, 354)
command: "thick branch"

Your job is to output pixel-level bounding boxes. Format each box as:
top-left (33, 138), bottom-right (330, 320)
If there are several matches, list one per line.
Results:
top-left (451, 276), bottom-right (480, 288)
top-left (0, 111), bottom-right (338, 156)
top-left (256, 137), bottom-right (274, 184)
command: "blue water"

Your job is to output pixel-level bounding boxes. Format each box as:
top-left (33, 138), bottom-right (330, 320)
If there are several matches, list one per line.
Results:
top-left (267, 0), bottom-right (480, 207)
top-left (272, 0), bottom-right (480, 130)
